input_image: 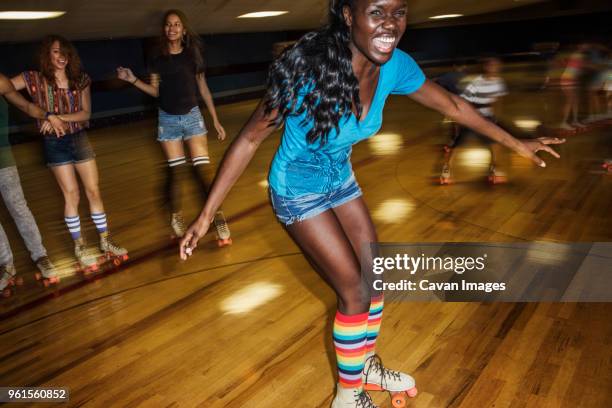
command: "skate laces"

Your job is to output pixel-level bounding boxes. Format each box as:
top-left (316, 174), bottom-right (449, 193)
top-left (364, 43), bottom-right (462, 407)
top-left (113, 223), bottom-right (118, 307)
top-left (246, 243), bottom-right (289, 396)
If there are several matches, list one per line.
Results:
top-left (364, 355), bottom-right (401, 387)
top-left (0, 263), bottom-right (16, 278)
top-left (103, 234), bottom-right (121, 251)
top-left (355, 390), bottom-right (376, 408)
top-left (36, 257), bottom-right (53, 270)
top-left (217, 221), bottom-right (229, 235)
top-left (172, 213), bottom-right (185, 232)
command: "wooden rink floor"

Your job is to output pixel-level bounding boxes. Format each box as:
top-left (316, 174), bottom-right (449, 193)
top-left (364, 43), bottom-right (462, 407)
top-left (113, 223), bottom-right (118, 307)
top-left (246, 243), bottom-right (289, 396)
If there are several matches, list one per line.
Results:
top-left (0, 85), bottom-right (611, 407)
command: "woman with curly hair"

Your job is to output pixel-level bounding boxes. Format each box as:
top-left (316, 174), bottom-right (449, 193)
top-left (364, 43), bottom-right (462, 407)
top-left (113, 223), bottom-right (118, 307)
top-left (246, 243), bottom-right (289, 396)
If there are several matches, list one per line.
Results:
top-left (179, 1), bottom-right (564, 406)
top-left (12, 35), bottom-right (127, 272)
top-left (117, 9), bottom-right (228, 241)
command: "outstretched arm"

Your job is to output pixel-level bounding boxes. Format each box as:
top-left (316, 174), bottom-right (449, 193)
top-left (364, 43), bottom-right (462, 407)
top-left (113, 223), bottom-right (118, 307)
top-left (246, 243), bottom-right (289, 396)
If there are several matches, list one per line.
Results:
top-left (409, 79), bottom-right (564, 167)
top-left (117, 67), bottom-right (159, 98)
top-left (179, 101), bottom-right (277, 259)
top-left (196, 73), bottom-right (226, 140)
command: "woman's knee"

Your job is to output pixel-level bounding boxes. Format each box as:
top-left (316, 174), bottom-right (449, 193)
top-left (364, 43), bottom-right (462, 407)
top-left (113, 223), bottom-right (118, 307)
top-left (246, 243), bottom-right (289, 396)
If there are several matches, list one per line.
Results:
top-left (63, 186), bottom-right (80, 206)
top-left (84, 185), bottom-right (101, 202)
top-left (337, 281), bottom-right (370, 314)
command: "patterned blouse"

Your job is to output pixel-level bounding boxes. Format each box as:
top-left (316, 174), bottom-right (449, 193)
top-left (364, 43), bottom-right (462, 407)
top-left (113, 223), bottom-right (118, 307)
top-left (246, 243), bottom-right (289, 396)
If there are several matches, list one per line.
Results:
top-left (22, 71), bottom-right (91, 134)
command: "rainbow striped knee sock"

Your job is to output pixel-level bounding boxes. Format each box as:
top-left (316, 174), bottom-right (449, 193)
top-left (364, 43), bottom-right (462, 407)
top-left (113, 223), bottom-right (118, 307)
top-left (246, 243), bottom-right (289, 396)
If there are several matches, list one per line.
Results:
top-left (366, 295), bottom-right (384, 358)
top-left (333, 311), bottom-right (369, 390)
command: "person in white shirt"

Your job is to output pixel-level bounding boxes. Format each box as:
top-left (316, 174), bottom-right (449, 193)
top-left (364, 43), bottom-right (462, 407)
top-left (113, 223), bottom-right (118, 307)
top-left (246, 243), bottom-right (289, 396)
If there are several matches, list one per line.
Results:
top-left (440, 57), bottom-right (509, 184)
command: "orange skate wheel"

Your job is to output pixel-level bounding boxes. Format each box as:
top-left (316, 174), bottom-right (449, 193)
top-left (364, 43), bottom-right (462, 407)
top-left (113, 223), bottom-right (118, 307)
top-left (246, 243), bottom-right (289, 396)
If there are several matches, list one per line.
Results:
top-left (391, 393), bottom-right (407, 408)
top-left (43, 280), bottom-right (50, 287)
top-left (217, 238), bottom-right (232, 247)
top-left (35, 272), bottom-right (42, 281)
top-left (113, 258), bottom-right (121, 266)
top-left (49, 276), bottom-right (60, 284)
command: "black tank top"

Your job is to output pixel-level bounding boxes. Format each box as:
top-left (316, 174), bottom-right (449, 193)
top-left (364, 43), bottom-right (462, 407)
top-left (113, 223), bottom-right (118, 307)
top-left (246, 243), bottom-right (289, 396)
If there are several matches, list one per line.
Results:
top-left (149, 50), bottom-right (203, 115)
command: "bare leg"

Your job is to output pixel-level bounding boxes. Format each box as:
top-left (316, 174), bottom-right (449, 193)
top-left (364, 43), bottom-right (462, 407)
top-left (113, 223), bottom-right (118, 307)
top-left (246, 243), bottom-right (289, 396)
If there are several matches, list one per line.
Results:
top-left (285, 206), bottom-right (370, 315)
top-left (50, 164), bottom-right (81, 217)
top-left (75, 159), bottom-right (104, 214)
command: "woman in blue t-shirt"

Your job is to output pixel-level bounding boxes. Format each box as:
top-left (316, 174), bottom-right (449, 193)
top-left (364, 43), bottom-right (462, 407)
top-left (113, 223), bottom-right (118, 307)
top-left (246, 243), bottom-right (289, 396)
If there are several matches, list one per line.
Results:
top-left (180, 1), bottom-right (564, 406)
top-left (117, 9), bottom-right (227, 240)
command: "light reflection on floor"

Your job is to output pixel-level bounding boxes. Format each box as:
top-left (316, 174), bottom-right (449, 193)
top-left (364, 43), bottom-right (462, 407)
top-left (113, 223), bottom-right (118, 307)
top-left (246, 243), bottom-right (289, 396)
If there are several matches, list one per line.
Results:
top-left (368, 133), bottom-right (403, 156)
top-left (220, 281), bottom-right (283, 315)
top-left (372, 198), bottom-right (416, 224)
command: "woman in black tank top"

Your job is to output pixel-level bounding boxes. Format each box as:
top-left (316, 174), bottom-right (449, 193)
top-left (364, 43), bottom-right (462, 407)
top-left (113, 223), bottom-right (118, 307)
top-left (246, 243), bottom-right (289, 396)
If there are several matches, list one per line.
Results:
top-left (117, 9), bottom-right (229, 242)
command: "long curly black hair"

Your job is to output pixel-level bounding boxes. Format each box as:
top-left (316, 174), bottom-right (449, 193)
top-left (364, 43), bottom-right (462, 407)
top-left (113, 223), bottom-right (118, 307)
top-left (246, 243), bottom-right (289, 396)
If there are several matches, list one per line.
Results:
top-left (264, 0), bottom-right (360, 145)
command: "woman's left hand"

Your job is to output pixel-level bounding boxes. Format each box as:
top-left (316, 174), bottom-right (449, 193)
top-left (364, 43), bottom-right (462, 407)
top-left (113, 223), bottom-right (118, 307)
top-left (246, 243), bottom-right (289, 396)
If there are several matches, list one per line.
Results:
top-left (214, 120), bottom-right (226, 141)
top-left (519, 137), bottom-right (566, 166)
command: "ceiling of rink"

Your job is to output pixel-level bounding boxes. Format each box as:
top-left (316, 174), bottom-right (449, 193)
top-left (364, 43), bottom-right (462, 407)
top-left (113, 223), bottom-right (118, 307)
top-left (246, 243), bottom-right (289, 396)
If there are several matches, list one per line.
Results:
top-left (0, 0), bottom-right (579, 43)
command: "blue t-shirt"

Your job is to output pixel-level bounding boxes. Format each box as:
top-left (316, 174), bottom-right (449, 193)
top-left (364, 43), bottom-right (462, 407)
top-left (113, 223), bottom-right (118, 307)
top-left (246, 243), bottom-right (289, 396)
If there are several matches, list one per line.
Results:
top-left (269, 49), bottom-right (425, 197)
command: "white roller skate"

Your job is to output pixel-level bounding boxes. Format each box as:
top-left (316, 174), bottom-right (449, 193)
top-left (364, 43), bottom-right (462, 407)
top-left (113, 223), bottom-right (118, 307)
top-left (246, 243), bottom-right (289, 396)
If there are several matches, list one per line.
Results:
top-left (363, 355), bottom-right (417, 408)
top-left (99, 232), bottom-right (129, 266)
top-left (440, 164), bottom-right (452, 185)
top-left (171, 212), bottom-right (186, 239)
top-left (488, 164), bottom-right (507, 185)
top-left (74, 237), bottom-right (99, 275)
top-left (35, 256), bottom-right (60, 287)
top-left (213, 211), bottom-right (232, 247)
top-left (1, 263), bottom-right (22, 298)
top-left (331, 385), bottom-right (378, 408)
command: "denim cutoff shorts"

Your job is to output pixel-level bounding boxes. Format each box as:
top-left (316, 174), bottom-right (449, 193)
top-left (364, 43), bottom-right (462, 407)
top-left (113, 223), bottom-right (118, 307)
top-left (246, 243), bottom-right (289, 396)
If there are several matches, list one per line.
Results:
top-left (269, 174), bottom-right (363, 225)
top-left (158, 106), bottom-right (207, 141)
top-left (43, 131), bottom-right (95, 167)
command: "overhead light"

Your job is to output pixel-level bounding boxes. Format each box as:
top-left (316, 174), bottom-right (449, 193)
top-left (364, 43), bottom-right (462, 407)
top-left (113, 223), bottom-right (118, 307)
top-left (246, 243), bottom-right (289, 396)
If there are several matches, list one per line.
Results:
top-left (429, 14), bottom-right (463, 20)
top-left (237, 11), bottom-right (289, 19)
top-left (0, 11), bottom-right (66, 20)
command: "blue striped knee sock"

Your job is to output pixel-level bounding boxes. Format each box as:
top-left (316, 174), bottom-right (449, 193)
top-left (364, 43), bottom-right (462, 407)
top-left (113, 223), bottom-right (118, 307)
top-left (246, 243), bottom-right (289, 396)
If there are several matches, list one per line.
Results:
top-left (91, 212), bottom-right (108, 233)
top-left (65, 215), bottom-right (81, 240)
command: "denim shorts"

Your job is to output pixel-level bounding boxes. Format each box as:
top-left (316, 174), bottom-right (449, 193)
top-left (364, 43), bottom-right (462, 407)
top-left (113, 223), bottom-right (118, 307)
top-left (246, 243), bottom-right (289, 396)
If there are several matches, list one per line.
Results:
top-left (269, 174), bottom-right (363, 225)
top-left (158, 106), bottom-right (207, 142)
top-left (43, 131), bottom-right (95, 167)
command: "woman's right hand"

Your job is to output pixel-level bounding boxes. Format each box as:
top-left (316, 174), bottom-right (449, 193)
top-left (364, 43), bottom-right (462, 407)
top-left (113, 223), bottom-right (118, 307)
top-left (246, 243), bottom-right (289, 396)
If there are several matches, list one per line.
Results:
top-left (116, 67), bottom-right (136, 83)
top-left (41, 120), bottom-right (66, 137)
top-left (48, 115), bottom-right (66, 137)
top-left (179, 215), bottom-right (212, 260)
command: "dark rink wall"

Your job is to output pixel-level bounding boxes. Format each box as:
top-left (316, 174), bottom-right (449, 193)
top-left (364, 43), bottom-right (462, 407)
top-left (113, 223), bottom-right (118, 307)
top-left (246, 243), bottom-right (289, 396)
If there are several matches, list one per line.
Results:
top-left (0, 11), bottom-right (609, 131)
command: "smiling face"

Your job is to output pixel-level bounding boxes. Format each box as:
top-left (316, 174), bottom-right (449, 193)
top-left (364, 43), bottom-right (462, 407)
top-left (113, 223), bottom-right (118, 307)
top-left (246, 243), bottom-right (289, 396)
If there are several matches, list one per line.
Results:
top-left (50, 41), bottom-right (68, 71)
top-left (343, 0), bottom-right (408, 65)
top-left (164, 13), bottom-right (185, 42)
